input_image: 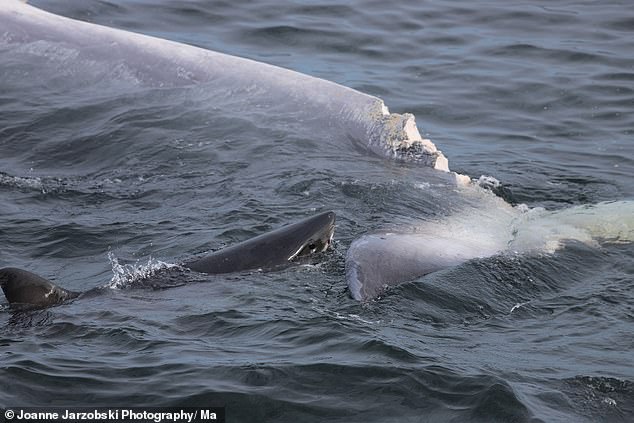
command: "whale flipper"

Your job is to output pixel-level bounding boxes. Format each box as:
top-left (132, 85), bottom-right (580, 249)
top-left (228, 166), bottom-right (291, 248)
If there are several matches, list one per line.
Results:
top-left (185, 211), bottom-right (336, 274)
top-left (0, 267), bottom-right (80, 309)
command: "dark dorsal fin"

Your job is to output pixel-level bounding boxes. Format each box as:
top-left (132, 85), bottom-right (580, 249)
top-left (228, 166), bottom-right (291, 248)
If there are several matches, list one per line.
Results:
top-left (0, 267), bottom-right (80, 309)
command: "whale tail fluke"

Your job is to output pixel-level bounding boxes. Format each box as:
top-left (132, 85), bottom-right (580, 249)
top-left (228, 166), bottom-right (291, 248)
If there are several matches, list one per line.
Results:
top-left (0, 267), bottom-right (80, 309)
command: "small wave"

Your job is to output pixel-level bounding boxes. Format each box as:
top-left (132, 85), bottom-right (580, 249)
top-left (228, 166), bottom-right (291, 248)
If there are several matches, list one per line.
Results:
top-left (107, 252), bottom-right (179, 289)
top-left (310, 304), bottom-right (381, 325)
top-left (509, 301), bottom-right (530, 314)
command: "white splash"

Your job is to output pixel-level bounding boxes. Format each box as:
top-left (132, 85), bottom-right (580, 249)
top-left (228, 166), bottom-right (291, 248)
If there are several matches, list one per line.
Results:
top-left (0, 172), bottom-right (44, 192)
top-left (510, 302), bottom-right (530, 314)
top-left (107, 251), bottom-right (178, 289)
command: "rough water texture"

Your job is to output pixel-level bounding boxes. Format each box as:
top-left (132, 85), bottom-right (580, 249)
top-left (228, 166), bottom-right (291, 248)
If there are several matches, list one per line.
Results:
top-left (1, 1), bottom-right (633, 422)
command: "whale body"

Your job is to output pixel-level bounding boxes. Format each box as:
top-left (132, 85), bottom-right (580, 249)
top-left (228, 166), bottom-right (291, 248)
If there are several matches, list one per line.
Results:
top-left (346, 199), bottom-right (634, 301)
top-left (2, 1), bottom-right (631, 305)
top-left (1, 211), bottom-right (336, 308)
top-left (0, 0), bottom-right (454, 172)
top-left (186, 211), bottom-right (335, 274)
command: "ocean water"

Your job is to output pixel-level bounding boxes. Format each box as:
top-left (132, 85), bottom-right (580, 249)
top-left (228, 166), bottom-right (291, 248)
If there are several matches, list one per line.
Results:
top-left (1, 1), bottom-right (633, 422)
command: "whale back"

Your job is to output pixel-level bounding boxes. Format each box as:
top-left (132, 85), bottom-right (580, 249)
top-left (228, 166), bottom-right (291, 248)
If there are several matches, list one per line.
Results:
top-left (0, 0), bottom-right (450, 170)
top-left (185, 211), bottom-right (336, 274)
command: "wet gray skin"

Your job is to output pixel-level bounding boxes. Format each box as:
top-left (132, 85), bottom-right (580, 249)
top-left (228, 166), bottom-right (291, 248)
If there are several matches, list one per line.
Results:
top-left (0, 267), bottom-right (81, 309)
top-left (185, 211), bottom-right (336, 274)
top-left (1, 211), bottom-right (336, 309)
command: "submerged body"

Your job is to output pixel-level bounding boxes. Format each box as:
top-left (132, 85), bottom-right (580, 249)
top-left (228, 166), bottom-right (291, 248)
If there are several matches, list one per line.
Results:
top-left (346, 200), bottom-right (634, 301)
top-left (346, 233), bottom-right (500, 301)
top-left (1, 211), bottom-right (336, 308)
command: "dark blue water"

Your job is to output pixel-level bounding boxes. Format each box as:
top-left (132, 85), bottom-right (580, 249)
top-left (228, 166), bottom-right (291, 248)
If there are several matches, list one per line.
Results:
top-left (1, 1), bottom-right (633, 422)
